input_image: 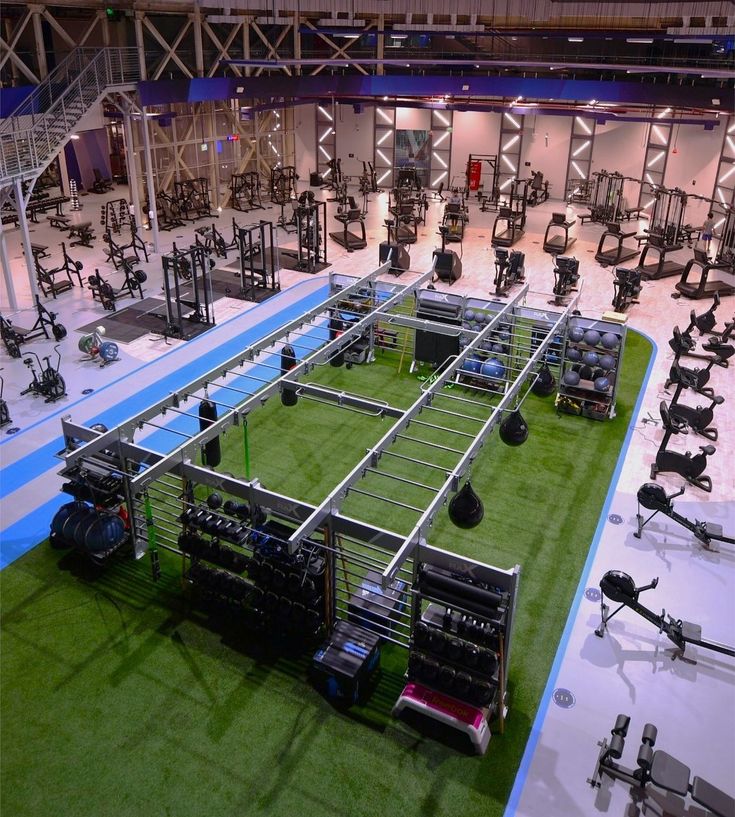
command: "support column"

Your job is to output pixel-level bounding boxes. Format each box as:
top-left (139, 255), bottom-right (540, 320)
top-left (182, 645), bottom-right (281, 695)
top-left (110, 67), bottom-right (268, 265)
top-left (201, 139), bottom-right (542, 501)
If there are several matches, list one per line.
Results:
top-left (101, 11), bottom-right (110, 48)
top-left (140, 110), bottom-right (160, 253)
top-left (57, 148), bottom-right (70, 196)
top-left (192, 7), bottom-right (204, 78)
top-left (122, 111), bottom-right (142, 226)
top-left (209, 103), bottom-right (220, 211)
top-left (13, 179), bottom-right (39, 298)
top-left (293, 14), bottom-right (301, 76)
top-left (0, 226), bottom-right (18, 310)
top-left (134, 12), bottom-right (148, 80)
top-left (30, 5), bottom-right (47, 79)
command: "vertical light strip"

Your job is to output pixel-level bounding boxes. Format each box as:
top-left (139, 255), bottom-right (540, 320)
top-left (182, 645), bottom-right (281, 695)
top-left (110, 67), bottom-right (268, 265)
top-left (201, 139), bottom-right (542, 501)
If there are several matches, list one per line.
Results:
top-left (430, 109), bottom-right (453, 190)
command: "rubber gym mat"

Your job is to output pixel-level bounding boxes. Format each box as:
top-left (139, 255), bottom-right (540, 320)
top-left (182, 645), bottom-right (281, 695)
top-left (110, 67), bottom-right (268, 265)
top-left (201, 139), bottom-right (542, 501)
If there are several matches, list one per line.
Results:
top-left (76, 296), bottom-right (217, 342)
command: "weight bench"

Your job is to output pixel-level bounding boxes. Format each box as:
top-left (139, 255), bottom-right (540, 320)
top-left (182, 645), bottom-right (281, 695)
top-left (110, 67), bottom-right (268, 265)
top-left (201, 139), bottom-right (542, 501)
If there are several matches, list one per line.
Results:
top-left (48, 214), bottom-right (70, 230)
top-left (31, 243), bottom-right (50, 258)
top-left (91, 168), bottom-right (114, 194)
top-left (622, 207), bottom-right (643, 221)
top-left (589, 714), bottom-right (735, 817)
top-left (68, 222), bottom-right (96, 248)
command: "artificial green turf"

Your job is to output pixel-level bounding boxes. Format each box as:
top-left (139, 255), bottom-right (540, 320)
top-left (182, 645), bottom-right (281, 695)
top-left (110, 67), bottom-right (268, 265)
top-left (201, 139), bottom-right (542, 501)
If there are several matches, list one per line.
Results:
top-left (0, 331), bottom-right (651, 817)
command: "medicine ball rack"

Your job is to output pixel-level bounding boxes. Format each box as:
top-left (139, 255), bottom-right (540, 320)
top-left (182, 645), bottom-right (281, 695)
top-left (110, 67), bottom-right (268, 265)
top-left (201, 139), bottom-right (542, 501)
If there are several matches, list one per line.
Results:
top-left (556, 315), bottom-right (627, 420)
top-left (58, 262), bottom-right (586, 752)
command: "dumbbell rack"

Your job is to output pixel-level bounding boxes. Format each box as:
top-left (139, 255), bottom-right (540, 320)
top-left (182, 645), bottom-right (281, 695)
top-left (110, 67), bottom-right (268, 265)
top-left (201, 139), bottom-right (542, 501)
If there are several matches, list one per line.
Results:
top-left (180, 504), bottom-right (326, 642)
top-left (399, 564), bottom-right (511, 752)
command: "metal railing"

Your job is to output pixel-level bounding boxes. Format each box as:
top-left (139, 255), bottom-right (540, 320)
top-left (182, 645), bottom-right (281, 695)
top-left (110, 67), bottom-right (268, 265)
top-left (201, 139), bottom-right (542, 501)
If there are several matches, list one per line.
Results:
top-left (0, 47), bottom-right (140, 184)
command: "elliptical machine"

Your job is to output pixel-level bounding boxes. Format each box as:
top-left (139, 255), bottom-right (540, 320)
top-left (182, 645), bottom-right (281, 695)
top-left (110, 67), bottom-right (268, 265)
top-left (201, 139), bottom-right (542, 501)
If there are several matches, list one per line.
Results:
top-left (650, 401), bottom-right (715, 492)
top-left (493, 247), bottom-right (525, 297)
top-left (611, 267), bottom-right (641, 312)
top-left (667, 363), bottom-right (723, 441)
top-left (550, 255), bottom-right (580, 305)
top-left (635, 483), bottom-right (734, 551)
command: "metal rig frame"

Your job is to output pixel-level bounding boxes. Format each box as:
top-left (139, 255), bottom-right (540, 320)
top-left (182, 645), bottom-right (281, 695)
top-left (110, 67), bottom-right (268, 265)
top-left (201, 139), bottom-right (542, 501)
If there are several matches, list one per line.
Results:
top-left (59, 261), bottom-right (582, 714)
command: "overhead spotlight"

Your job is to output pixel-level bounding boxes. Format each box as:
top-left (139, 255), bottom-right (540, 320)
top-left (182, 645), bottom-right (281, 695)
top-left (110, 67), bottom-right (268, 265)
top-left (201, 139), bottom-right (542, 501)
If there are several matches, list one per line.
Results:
top-left (236, 86), bottom-right (244, 93)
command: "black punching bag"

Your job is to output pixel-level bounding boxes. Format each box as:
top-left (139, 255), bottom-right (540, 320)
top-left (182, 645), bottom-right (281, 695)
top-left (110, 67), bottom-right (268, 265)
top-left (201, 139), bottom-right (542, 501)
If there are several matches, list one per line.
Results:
top-left (448, 481), bottom-right (484, 529)
top-left (499, 410), bottom-right (529, 446)
top-left (198, 399), bottom-right (221, 467)
top-left (532, 362), bottom-right (556, 397)
top-left (280, 343), bottom-right (298, 406)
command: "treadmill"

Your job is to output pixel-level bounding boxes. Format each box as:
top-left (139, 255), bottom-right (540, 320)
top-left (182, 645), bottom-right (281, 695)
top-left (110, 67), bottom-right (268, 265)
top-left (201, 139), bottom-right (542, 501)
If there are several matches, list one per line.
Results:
top-left (491, 206), bottom-right (524, 247)
top-left (595, 222), bottom-right (639, 266)
top-left (329, 202), bottom-right (367, 252)
top-left (638, 232), bottom-right (687, 280)
top-left (543, 212), bottom-right (576, 255)
top-left (675, 248), bottom-right (735, 300)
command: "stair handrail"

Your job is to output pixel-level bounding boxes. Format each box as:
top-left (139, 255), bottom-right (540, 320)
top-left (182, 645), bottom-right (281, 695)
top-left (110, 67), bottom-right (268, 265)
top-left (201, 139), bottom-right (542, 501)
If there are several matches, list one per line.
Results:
top-left (0, 48), bottom-right (141, 182)
top-left (0, 48), bottom-right (140, 136)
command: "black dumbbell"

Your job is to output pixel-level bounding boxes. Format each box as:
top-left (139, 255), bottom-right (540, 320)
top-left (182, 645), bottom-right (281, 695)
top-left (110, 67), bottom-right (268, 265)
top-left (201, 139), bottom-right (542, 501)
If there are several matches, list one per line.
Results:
top-left (223, 499), bottom-right (250, 519)
top-left (264, 591), bottom-right (279, 612)
top-left (306, 609), bottom-right (321, 632)
top-left (258, 561), bottom-right (274, 588)
top-left (446, 638), bottom-right (463, 662)
top-left (428, 628), bottom-right (447, 655)
top-left (272, 569), bottom-right (287, 590)
top-left (413, 621), bottom-right (430, 647)
top-left (408, 651), bottom-right (425, 677)
top-left (470, 679), bottom-right (494, 707)
top-left (454, 671), bottom-right (472, 699)
top-left (291, 601), bottom-right (305, 621)
top-left (287, 572), bottom-right (303, 594)
top-left (478, 649), bottom-right (498, 676)
top-left (277, 596), bottom-right (292, 618)
top-left (206, 493), bottom-right (222, 510)
top-left (438, 665), bottom-right (456, 691)
top-left (421, 657), bottom-right (440, 683)
top-left (442, 608), bottom-right (454, 630)
top-left (463, 641), bottom-right (479, 668)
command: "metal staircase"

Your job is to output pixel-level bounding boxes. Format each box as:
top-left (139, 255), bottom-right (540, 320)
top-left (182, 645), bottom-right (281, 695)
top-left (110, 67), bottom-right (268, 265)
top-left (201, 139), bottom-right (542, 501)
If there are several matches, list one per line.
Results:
top-left (0, 47), bottom-right (140, 186)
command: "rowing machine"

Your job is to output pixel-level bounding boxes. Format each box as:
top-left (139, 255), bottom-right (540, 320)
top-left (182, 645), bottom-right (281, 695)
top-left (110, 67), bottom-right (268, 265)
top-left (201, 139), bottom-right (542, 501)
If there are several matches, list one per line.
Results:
top-left (635, 483), bottom-right (734, 551)
top-left (595, 570), bottom-right (735, 660)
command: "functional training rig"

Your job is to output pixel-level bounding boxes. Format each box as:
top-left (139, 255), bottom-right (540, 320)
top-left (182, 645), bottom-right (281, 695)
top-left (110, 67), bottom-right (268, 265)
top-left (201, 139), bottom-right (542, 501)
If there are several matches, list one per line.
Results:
top-left (160, 243), bottom-right (216, 339)
top-left (58, 263), bottom-right (583, 750)
top-left (635, 483), bottom-right (734, 552)
top-left (230, 172), bottom-right (263, 212)
top-left (580, 170), bottom-right (639, 226)
top-left (594, 570), bottom-right (735, 660)
top-left (588, 714), bottom-right (735, 817)
top-left (637, 186), bottom-right (688, 280)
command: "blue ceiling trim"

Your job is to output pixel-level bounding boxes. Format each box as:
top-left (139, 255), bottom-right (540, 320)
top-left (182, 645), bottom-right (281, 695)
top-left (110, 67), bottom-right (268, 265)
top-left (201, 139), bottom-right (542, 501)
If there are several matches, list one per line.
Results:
top-left (137, 75), bottom-right (731, 115)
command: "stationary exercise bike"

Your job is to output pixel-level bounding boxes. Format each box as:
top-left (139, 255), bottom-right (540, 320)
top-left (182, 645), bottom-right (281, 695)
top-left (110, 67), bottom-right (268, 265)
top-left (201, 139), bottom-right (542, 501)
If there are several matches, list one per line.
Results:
top-left (0, 295), bottom-right (67, 358)
top-left (20, 345), bottom-right (66, 403)
top-left (635, 483), bottom-right (734, 551)
top-left (666, 363), bottom-right (723, 441)
top-left (683, 290), bottom-right (721, 335)
top-left (664, 352), bottom-right (721, 398)
top-left (669, 325), bottom-right (733, 367)
top-left (0, 370), bottom-right (11, 427)
top-left (595, 570), bottom-right (735, 658)
top-left (650, 401), bottom-right (715, 492)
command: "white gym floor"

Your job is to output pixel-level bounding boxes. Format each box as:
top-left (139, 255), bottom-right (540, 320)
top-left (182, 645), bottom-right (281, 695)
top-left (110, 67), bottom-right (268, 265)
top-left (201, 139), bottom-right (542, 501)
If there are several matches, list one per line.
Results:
top-left (1, 182), bottom-right (733, 816)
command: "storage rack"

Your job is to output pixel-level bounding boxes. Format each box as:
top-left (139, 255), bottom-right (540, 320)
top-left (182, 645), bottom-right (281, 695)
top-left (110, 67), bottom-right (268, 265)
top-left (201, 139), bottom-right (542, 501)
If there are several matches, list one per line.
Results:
top-left (555, 315), bottom-right (627, 420)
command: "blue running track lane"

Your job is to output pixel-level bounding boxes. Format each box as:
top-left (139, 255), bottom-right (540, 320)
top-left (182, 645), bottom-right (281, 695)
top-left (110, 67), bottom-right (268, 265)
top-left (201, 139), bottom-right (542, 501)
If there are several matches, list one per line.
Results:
top-left (0, 284), bottom-right (329, 569)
